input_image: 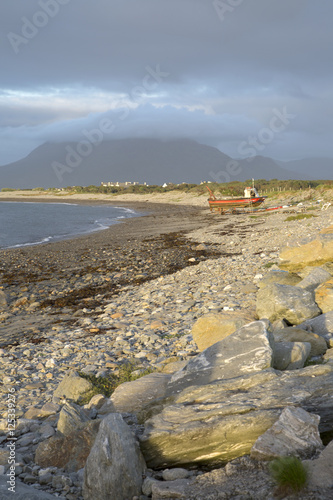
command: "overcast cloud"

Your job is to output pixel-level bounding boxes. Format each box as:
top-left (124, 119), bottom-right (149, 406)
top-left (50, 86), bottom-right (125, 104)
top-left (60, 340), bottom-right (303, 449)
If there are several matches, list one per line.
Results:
top-left (1, 0), bottom-right (332, 165)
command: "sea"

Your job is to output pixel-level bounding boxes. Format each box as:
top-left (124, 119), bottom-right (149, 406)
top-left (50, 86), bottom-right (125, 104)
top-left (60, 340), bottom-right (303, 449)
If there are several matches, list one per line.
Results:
top-left (0, 202), bottom-right (140, 249)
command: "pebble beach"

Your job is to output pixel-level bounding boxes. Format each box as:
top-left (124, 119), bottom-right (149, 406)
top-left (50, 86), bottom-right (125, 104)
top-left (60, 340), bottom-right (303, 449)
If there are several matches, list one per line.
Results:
top-left (0, 190), bottom-right (333, 498)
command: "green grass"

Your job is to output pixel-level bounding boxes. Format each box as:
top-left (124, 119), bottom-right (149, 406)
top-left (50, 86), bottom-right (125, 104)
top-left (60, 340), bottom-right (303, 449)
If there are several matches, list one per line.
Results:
top-left (78, 360), bottom-right (156, 404)
top-left (285, 213), bottom-right (317, 222)
top-left (263, 262), bottom-right (278, 269)
top-left (269, 456), bottom-right (308, 495)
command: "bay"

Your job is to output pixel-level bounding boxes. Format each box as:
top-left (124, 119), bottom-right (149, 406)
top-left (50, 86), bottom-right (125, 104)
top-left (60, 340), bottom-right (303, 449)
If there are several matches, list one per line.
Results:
top-left (0, 202), bottom-right (139, 249)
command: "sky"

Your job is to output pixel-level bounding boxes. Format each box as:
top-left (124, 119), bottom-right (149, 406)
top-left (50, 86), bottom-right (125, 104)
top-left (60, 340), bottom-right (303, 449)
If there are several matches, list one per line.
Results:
top-left (1, 0), bottom-right (332, 165)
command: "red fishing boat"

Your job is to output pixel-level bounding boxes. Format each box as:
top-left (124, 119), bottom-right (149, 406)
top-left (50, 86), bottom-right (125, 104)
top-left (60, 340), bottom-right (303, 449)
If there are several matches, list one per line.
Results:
top-left (206, 183), bottom-right (266, 213)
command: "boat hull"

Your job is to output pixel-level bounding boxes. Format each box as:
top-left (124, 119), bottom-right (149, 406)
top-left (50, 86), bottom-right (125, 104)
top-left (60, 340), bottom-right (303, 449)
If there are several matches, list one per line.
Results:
top-left (208, 197), bottom-right (265, 211)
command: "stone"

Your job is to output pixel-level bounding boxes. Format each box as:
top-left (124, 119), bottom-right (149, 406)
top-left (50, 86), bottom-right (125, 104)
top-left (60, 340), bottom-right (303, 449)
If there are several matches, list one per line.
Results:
top-left (162, 468), bottom-right (192, 481)
top-left (140, 364), bottom-right (333, 469)
top-left (109, 373), bottom-right (171, 416)
top-left (256, 283), bottom-right (321, 325)
top-left (0, 474), bottom-right (56, 499)
top-left (315, 278), bottom-right (333, 313)
top-left (304, 440), bottom-right (333, 488)
top-left (86, 393), bottom-right (106, 410)
top-left (298, 311), bottom-right (333, 338)
top-left (53, 371), bottom-right (95, 404)
top-left (279, 224), bottom-right (333, 271)
top-left (251, 406), bottom-right (323, 460)
top-left (35, 420), bottom-right (100, 472)
top-left (167, 321), bottom-right (274, 395)
top-left (57, 402), bottom-right (90, 436)
top-left (272, 341), bottom-right (311, 370)
top-left (297, 267), bottom-right (332, 293)
top-left (191, 311), bottom-right (256, 351)
top-left (24, 402), bottom-right (60, 420)
top-left (83, 414), bottom-right (146, 500)
top-left (0, 291), bottom-right (8, 310)
top-left (142, 476), bottom-right (160, 496)
top-left (258, 270), bottom-right (301, 288)
top-left (273, 327), bottom-right (327, 357)
top-left (151, 479), bottom-right (191, 499)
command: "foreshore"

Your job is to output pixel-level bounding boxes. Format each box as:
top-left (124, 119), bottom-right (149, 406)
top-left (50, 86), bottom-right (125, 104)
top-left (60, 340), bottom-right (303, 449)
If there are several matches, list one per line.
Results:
top-left (0, 192), bottom-right (332, 498)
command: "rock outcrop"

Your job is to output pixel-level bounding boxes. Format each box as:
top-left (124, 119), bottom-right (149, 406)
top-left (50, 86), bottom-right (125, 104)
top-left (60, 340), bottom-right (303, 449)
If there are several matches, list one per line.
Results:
top-left (139, 363), bottom-right (333, 469)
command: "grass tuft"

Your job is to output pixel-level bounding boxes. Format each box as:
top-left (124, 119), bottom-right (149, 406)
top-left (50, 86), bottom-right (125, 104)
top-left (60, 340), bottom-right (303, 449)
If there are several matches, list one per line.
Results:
top-left (269, 456), bottom-right (308, 495)
top-left (77, 360), bottom-right (156, 404)
top-left (285, 213), bottom-right (317, 221)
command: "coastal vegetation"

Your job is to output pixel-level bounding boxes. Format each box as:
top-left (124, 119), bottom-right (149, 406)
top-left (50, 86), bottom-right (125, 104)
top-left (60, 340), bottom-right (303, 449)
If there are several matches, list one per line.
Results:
top-left (269, 456), bottom-right (309, 494)
top-left (1, 178), bottom-right (332, 197)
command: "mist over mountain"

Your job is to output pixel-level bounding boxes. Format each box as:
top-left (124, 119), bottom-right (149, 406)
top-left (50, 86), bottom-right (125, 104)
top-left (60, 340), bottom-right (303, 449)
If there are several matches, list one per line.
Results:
top-left (276, 158), bottom-right (332, 180)
top-left (0, 138), bottom-right (327, 190)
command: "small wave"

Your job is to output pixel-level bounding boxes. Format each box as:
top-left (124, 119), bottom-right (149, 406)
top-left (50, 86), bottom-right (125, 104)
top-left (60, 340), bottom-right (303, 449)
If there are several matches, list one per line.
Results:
top-left (7, 236), bottom-right (53, 249)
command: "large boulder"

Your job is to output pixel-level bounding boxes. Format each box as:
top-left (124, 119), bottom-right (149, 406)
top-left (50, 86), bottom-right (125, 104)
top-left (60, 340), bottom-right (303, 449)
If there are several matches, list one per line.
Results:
top-left (256, 283), bottom-right (321, 324)
top-left (83, 413), bottom-right (146, 500)
top-left (299, 311), bottom-right (333, 339)
top-left (296, 267), bottom-right (332, 293)
top-left (139, 364), bottom-right (333, 469)
top-left (53, 371), bottom-right (95, 404)
top-left (108, 373), bottom-right (171, 416)
top-left (273, 327), bottom-right (327, 357)
top-left (57, 402), bottom-right (90, 436)
top-left (251, 406), bottom-right (323, 460)
top-left (35, 420), bottom-right (100, 472)
top-left (258, 270), bottom-right (301, 288)
top-left (167, 321), bottom-right (274, 395)
top-left (191, 311), bottom-right (256, 351)
top-left (272, 341), bottom-right (311, 370)
top-left (315, 278), bottom-right (333, 313)
top-left (279, 225), bottom-right (333, 272)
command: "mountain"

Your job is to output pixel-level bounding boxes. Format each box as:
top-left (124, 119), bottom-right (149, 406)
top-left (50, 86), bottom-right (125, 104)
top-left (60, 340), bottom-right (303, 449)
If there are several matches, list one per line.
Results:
top-left (0, 138), bottom-right (318, 189)
top-left (276, 158), bottom-right (333, 180)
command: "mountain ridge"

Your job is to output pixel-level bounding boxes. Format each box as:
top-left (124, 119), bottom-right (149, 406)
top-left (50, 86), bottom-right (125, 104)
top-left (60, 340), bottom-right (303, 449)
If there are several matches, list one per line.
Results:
top-left (0, 138), bottom-right (329, 189)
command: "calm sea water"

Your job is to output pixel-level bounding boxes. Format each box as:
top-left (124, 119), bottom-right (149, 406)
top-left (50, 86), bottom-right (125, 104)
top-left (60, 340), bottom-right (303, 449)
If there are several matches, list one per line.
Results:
top-left (0, 202), bottom-right (140, 249)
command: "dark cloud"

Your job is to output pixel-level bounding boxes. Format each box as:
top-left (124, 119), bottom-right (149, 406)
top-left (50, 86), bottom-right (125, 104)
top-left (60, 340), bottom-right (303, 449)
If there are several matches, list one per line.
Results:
top-left (0, 0), bottom-right (332, 164)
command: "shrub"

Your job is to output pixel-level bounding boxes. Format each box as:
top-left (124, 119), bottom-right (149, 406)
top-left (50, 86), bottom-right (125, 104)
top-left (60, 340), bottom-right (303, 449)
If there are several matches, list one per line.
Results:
top-left (269, 456), bottom-right (308, 494)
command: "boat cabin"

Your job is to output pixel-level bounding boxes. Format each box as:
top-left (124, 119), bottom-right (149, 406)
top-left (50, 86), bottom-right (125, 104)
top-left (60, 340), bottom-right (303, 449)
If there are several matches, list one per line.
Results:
top-left (244, 186), bottom-right (260, 198)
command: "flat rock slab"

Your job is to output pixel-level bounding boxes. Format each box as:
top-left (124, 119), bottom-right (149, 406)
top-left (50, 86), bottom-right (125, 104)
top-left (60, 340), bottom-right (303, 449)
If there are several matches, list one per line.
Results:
top-left (167, 321), bottom-right (274, 395)
top-left (251, 406), bottom-right (323, 460)
top-left (256, 283), bottom-right (321, 325)
top-left (140, 364), bottom-right (333, 469)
